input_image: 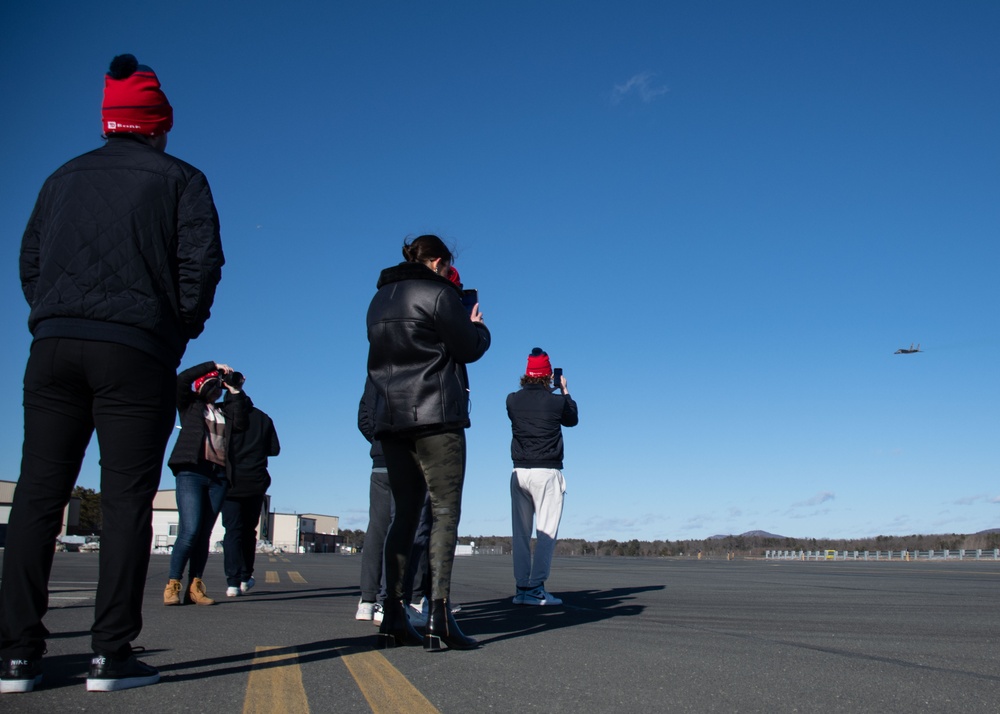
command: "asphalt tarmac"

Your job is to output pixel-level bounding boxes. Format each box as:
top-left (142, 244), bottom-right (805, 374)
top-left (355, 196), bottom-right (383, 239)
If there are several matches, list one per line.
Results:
top-left (2, 552), bottom-right (999, 712)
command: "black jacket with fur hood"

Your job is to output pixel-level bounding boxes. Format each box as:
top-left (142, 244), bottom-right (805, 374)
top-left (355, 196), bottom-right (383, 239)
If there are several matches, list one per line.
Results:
top-left (366, 261), bottom-right (491, 438)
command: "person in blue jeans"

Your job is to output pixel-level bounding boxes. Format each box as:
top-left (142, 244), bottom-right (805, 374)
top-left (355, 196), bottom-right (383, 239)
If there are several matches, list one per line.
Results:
top-left (164, 361), bottom-right (247, 606)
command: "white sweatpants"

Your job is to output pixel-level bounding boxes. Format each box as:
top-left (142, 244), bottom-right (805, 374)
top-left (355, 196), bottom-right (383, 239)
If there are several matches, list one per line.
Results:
top-left (511, 468), bottom-right (566, 589)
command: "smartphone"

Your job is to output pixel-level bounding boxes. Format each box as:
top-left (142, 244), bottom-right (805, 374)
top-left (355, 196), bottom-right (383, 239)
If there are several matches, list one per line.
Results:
top-left (552, 367), bottom-right (563, 388)
top-left (461, 289), bottom-right (478, 315)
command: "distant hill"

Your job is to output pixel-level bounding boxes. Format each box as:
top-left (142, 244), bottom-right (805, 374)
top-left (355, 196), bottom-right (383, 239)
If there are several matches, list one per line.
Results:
top-left (708, 530), bottom-right (786, 540)
top-left (705, 528), bottom-right (999, 540)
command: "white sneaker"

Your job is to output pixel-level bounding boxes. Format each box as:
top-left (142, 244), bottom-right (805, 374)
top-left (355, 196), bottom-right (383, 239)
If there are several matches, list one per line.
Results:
top-left (356, 600), bottom-right (375, 621)
top-left (240, 577), bottom-right (255, 594)
top-left (407, 598), bottom-right (428, 627)
top-left (518, 586), bottom-right (562, 606)
top-left (372, 603), bottom-right (384, 625)
top-left (226, 587), bottom-right (240, 598)
top-left (409, 597), bottom-right (428, 616)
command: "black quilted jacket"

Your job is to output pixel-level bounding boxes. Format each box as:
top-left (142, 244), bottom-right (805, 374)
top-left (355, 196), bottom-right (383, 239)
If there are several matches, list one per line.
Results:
top-left (19, 135), bottom-right (224, 368)
top-left (366, 261), bottom-right (491, 437)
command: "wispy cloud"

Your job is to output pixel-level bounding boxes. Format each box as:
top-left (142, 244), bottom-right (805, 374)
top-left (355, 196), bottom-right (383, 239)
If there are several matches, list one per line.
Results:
top-left (577, 513), bottom-right (668, 538)
top-left (954, 494), bottom-right (991, 506)
top-left (612, 72), bottom-right (669, 105)
top-left (678, 514), bottom-right (714, 532)
top-left (788, 508), bottom-right (832, 520)
top-left (792, 491), bottom-right (835, 508)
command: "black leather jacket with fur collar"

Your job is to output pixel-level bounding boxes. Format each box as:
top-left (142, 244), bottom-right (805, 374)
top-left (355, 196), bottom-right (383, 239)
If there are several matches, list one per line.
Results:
top-left (366, 262), bottom-right (490, 437)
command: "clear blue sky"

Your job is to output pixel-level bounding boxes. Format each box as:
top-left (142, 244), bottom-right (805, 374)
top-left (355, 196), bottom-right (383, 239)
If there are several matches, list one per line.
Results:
top-left (1, 2), bottom-right (997, 542)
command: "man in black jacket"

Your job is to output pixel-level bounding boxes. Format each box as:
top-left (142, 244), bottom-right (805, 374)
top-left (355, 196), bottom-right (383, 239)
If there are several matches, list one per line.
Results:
top-left (221, 383), bottom-right (279, 599)
top-left (0, 54), bottom-right (223, 694)
top-left (506, 348), bottom-right (579, 607)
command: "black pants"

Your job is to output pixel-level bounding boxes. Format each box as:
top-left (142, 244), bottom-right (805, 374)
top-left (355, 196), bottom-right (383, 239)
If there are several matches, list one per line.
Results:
top-left (221, 494), bottom-right (265, 587)
top-left (359, 469), bottom-right (392, 602)
top-left (405, 497), bottom-right (432, 603)
top-left (381, 430), bottom-right (466, 602)
top-left (360, 469), bottom-right (432, 603)
top-left (0, 338), bottom-right (175, 659)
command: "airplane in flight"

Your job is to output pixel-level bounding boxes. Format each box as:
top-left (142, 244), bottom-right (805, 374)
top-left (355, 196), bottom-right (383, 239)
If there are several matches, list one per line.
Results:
top-left (894, 343), bottom-right (922, 354)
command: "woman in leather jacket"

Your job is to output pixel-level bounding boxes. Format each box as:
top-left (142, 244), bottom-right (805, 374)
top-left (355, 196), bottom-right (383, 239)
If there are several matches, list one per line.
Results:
top-left (366, 235), bottom-right (490, 650)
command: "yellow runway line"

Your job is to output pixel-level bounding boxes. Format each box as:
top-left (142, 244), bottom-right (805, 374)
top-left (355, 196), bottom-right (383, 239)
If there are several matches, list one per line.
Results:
top-left (243, 646), bottom-right (309, 714)
top-left (288, 571), bottom-right (307, 584)
top-left (342, 650), bottom-right (440, 714)
top-left (265, 571), bottom-right (280, 584)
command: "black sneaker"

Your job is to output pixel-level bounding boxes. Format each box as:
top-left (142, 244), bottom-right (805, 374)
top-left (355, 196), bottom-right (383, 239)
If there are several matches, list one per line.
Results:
top-left (0, 657), bottom-right (43, 693)
top-left (86, 653), bottom-right (159, 692)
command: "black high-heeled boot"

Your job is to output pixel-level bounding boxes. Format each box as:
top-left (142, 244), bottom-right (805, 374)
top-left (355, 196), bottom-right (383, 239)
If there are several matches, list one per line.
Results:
top-left (424, 598), bottom-right (478, 651)
top-left (376, 599), bottom-right (423, 649)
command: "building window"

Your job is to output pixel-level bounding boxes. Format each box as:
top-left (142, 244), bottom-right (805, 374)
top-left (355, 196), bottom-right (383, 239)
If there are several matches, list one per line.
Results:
top-left (169, 524), bottom-right (178, 536)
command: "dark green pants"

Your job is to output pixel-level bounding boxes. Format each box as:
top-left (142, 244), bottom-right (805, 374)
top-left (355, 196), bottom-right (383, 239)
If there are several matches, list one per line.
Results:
top-left (380, 430), bottom-right (466, 601)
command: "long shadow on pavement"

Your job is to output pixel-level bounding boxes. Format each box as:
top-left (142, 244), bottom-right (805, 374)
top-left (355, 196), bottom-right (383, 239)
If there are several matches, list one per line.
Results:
top-left (456, 584), bottom-right (663, 645)
top-left (158, 635), bottom-right (375, 682)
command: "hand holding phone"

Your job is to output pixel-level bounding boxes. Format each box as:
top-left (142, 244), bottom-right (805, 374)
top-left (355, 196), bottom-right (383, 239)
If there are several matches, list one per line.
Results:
top-left (461, 289), bottom-right (478, 315)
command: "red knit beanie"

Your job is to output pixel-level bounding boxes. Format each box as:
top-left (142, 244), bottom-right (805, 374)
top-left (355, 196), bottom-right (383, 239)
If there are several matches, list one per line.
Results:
top-left (193, 371), bottom-right (221, 396)
top-left (525, 348), bottom-right (552, 377)
top-left (102, 54), bottom-right (173, 136)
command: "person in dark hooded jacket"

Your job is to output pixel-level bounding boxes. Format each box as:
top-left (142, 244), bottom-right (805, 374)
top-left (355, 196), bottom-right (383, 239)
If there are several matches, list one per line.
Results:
top-left (366, 234), bottom-right (490, 651)
top-left (220, 387), bottom-right (279, 598)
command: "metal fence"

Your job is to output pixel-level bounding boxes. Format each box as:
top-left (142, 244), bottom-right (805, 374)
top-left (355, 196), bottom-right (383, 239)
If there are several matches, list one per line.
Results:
top-left (765, 549), bottom-right (1000, 561)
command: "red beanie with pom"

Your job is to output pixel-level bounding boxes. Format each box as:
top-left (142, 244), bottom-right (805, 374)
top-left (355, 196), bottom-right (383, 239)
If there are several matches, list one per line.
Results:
top-left (525, 348), bottom-right (552, 377)
top-left (102, 54), bottom-right (173, 136)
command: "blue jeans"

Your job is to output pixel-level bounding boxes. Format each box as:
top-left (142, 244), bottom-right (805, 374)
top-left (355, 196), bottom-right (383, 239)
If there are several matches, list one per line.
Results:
top-left (169, 470), bottom-right (228, 581)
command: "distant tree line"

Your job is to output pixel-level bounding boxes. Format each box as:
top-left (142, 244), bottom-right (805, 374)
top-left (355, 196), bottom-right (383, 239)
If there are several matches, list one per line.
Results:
top-left (65, 488), bottom-right (998, 555)
top-left (69, 486), bottom-right (102, 535)
top-left (339, 528), bottom-right (366, 550)
top-left (456, 531), bottom-right (1000, 557)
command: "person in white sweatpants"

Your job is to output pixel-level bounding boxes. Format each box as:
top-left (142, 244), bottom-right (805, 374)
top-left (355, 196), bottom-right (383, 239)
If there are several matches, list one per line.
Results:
top-left (506, 348), bottom-right (579, 606)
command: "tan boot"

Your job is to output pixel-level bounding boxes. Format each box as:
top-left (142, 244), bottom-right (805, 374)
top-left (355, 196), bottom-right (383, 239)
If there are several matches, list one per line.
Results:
top-left (187, 577), bottom-right (215, 606)
top-left (163, 579), bottom-right (182, 606)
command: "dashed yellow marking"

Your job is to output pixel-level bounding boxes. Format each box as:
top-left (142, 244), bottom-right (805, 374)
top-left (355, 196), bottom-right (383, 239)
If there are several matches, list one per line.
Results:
top-left (280, 557), bottom-right (291, 563)
top-left (288, 571), bottom-right (306, 584)
top-left (342, 650), bottom-right (440, 714)
top-left (268, 557), bottom-right (277, 563)
top-left (265, 570), bottom-right (280, 584)
top-left (243, 646), bottom-right (309, 714)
